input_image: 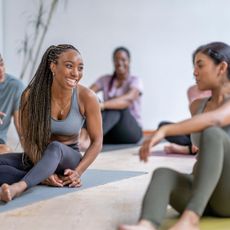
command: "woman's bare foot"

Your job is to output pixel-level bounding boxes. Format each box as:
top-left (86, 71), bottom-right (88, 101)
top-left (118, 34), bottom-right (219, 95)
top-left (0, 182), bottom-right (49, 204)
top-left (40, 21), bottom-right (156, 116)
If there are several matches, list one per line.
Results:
top-left (169, 210), bottom-right (200, 230)
top-left (0, 181), bottom-right (27, 202)
top-left (118, 220), bottom-right (157, 230)
top-left (164, 144), bottom-right (198, 155)
top-left (164, 143), bottom-right (190, 155)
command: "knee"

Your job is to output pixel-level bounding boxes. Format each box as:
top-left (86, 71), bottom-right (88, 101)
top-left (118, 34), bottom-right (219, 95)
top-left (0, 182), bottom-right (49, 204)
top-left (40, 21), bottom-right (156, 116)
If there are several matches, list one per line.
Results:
top-left (152, 167), bottom-right (175, 181)
top-left (0, 144), bottom-right (12, 154)
top-left (201, 126), bottom-right (223, 143)
top-left (46, 141), bottom-right (63, 155)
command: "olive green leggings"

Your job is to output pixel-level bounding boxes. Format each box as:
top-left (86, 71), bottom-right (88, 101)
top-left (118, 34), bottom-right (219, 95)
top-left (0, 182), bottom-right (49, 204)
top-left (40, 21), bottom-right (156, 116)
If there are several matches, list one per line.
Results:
top-left (141, 126), bottom-right (230, 227)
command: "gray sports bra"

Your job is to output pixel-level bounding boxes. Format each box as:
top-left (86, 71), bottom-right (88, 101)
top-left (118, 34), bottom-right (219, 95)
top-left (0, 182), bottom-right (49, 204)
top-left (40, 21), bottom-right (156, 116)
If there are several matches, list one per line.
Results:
top-left (191, 97), bottom-right (230, 148)
top-left (51, 89), bottom-right (85, 136)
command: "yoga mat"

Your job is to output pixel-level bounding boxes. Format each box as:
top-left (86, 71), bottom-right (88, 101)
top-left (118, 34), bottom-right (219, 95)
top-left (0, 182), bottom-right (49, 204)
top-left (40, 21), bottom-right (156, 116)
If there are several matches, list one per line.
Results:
top-left (151, 150), bottom-right (196, 158)
top-left (102, 143), bottom-right (140, 152)
top-left (160, 217), bottom-right (230, 230)
top-left (101, 139), bottom-right (143, 152)
top-left (0, 169), bottom-right (146, 213)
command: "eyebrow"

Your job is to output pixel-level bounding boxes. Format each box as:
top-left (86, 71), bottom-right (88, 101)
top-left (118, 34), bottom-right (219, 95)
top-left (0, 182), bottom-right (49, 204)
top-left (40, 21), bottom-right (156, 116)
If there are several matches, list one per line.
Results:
top-left (63, 60), bottom-right (84, 66)
top-left (195, 59), bottom-right (203, 65)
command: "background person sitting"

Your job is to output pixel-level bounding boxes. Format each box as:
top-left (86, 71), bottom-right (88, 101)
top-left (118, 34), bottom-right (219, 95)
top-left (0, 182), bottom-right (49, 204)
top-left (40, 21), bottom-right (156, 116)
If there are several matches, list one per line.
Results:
top-left (80, 47), bottom-right (143, 149)
top-left (0, 53), bottom-right (25, 153)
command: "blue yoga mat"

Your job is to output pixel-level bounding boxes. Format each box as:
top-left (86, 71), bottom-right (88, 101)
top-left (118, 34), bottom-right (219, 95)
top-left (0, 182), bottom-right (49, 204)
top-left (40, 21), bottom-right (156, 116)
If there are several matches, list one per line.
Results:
top-left (0, 169), bottom-right (146, 212)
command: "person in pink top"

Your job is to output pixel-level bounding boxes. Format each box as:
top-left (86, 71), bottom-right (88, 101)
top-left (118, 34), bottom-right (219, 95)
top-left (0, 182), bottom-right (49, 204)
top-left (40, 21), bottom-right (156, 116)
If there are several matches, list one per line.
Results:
top-left (80, 47), bottom-right (143, 148)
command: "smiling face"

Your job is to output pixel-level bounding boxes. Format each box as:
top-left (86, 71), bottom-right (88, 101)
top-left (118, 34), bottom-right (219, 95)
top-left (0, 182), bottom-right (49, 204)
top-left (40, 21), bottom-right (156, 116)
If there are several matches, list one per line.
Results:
top-left (193, 52), bottom-right (223, 91)
top-left (0, 55), bottom-right (5, 83)
top-left (50, 49), bottom-right (83, 90)
top-left (113, 50), bottom-right (130, 77)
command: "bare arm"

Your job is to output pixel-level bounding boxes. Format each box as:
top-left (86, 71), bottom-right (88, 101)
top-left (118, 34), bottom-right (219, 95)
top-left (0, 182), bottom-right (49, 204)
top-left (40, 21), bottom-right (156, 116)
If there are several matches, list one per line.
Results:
top-left (75, 87), bottom-right (103, 176)
top-left (102, 88), bottom-right (140, 110)
top-left (13, 110), bottom-right (23, 143)
top-left (140, 100), bottom-right (230, 161)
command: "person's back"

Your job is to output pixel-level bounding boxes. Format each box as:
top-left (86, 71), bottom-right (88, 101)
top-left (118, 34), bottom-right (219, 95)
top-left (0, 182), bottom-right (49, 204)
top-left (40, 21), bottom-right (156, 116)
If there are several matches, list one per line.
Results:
top-left (0, 54), bottom-right (25, 153)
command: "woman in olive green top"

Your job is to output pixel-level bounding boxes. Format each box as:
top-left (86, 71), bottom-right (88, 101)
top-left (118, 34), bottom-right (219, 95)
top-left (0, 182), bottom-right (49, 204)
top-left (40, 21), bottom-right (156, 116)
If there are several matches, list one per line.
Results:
top-left (119, 42), bottom-right (230, 230)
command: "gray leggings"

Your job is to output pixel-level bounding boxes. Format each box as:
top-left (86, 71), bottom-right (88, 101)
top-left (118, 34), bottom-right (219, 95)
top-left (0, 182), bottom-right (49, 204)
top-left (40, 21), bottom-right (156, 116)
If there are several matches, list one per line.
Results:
top-left (0, 141), bottom-right (82, 188)
top-left (141, 127), bottom-right (230, 227)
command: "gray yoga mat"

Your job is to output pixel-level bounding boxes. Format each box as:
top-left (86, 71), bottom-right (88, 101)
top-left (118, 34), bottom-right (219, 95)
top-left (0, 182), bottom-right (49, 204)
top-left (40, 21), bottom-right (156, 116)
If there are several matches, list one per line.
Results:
top-left (102, 138), bottom-right (143, 152)
top-left (0, 169), bottom-right (146, 212)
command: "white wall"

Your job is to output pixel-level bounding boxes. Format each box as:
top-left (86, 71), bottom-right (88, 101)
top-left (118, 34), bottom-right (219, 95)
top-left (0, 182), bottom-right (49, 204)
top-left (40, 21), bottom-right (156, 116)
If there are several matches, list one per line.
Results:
top-left (3, 0), bottom-right (230, 130)
top-left (0, 0), bottom-right (3, 54)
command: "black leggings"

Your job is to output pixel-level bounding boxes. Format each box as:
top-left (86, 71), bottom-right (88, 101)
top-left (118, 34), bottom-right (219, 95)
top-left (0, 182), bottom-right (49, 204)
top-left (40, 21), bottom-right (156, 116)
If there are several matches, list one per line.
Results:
top-left (102, 109), bottom-right (142, 144)
top-left (0, 141), bottom-right (82, 188)
top-left (158, 121), bottom-right (192, 151)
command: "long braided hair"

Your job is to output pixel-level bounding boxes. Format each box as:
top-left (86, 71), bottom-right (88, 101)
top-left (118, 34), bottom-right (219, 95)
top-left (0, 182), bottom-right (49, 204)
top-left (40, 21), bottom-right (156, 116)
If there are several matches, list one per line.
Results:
top-left (108, 47), bottom-right (131, 92)
top-left (20, 44), bottom-right (79, 164)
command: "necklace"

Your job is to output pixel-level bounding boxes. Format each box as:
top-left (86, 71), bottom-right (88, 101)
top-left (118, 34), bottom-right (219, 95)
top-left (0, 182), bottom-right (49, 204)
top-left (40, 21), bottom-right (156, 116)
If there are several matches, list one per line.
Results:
top-left (51, 91), bottom-right (73, 118)
top-left (59, 101), bottom-right (71, 116)
top-left (51, 98), bottom-right (71, 117)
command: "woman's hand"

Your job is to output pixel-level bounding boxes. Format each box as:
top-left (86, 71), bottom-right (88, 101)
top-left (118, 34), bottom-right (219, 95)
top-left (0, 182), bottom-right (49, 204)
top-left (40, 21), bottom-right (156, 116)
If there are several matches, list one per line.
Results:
top-left (42, 174), bottom-right (64, 187)
top-left (62, 169), bottom-right (82, 188)
top-left (139, 129), bottom-right (165, 162)
top-left (0, 112), bottom-right (6, 125)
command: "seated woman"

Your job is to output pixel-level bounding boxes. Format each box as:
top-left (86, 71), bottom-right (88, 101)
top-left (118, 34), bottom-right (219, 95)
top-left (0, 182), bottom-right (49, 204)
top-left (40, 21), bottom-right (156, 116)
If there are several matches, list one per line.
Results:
top-left (81, 47), bottom-right (143, 148)
top-left (0, 44), bottom-right (102, 202)
top-left (158, 85), bottom-right (211, 155)
top-left (119, 41), bottom-right (230, 230)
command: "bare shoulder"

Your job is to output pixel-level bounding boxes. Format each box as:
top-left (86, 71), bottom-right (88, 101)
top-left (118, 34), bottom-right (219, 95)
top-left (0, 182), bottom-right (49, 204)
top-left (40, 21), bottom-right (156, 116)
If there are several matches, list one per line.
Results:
top-left (189, 98), bottom-right (203, 116)
top-left (77, 84), bottom-right (99, 116)
top-left (77, 84), bottom-right (98, 101)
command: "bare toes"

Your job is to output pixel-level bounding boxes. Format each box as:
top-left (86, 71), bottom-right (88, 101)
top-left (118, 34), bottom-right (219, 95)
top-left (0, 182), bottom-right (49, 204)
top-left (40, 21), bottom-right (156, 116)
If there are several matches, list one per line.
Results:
top-left (1, 184), bottom-right (12, 202)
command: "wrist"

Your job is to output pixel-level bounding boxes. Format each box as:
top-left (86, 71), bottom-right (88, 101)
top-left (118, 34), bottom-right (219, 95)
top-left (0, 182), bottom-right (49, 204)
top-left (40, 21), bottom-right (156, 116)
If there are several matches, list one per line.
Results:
top-left (100, 102), bottom-right (105, 111)
top-left (75, 170), bottom-right (81, 178)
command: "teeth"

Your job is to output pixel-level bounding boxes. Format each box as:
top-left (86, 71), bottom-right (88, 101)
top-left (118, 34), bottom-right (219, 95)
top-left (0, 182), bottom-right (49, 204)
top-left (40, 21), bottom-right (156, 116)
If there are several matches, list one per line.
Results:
top-left (67, 79), bottom-right (75, 84)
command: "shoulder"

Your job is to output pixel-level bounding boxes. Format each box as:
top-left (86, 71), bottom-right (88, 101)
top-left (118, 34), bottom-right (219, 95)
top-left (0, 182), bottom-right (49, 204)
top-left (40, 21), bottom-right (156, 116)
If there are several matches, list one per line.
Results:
top-left (129, 75), bottom-right (142, 83)
top-left (5, 74), bottom-right (25, 90)
top-left (128, 75), bottom-right (143, 91)
top-left (189, 98), bottom-right (206, 116)
top-left (77, 84), bottom-right (98, 102)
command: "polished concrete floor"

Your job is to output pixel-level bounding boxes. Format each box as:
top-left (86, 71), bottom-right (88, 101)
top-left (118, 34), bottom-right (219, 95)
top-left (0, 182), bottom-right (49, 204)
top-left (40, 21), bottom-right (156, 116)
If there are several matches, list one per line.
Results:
top-left (0, 141), bottom-right (197, 230)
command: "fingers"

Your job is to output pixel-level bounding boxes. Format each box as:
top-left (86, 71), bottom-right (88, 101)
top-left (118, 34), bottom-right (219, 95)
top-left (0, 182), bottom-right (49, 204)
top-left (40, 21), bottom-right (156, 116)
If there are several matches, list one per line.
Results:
top-left (139, 139), bottom-right (152, 162)
top-left (50, 175), bottom-right (63, 187)
top-left (69, 178), bottom-right (82, 188)
top-left (62, 169), bottom-right (81, 187)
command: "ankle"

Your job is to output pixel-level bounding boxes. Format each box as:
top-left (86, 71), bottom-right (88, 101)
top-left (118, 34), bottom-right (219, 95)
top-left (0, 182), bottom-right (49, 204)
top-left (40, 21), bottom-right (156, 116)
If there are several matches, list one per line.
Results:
top-left (11, 181), bottom-right (27, 197)
top-left (181, 210), bottom-right (200, 225)
top-left (139, 219), bottom-right (157, 230)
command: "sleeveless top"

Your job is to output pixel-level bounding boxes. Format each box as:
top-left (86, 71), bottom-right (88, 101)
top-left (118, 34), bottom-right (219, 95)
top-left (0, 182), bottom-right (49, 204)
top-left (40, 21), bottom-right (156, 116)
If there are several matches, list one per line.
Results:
top-left (51, 89), bottom-right (85, 136)
top-left (191, 97), bottom-right (230, 148)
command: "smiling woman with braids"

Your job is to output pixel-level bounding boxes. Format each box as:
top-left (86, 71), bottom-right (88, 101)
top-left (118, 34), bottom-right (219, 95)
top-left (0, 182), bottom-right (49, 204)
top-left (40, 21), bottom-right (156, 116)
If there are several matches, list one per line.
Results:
top-left (0, 44), bottom-right (102, 202)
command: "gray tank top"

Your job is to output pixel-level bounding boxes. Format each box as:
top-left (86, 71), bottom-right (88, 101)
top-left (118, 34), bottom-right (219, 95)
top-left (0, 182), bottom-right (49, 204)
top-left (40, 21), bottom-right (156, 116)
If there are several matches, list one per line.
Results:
top-left (51, 89), bottom-right (85, 136)
top-left (191, 97), bottom-right (230, 148)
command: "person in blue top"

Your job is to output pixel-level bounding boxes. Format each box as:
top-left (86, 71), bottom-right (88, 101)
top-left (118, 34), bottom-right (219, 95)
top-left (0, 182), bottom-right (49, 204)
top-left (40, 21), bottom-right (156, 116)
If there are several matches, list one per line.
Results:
top-left (0, 53), bottom-right (25, 153)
